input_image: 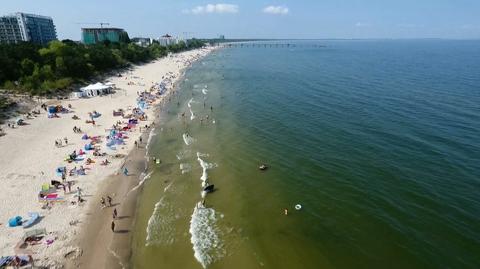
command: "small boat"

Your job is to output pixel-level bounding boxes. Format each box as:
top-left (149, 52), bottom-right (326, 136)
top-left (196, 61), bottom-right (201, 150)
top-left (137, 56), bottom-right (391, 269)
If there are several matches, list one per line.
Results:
top-left (259, 164), bottom-right (268, 171)
top-left (203, 184), bottom-right (215, 193)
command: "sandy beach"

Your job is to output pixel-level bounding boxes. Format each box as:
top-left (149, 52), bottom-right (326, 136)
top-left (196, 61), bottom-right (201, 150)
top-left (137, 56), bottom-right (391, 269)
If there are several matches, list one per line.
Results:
top-left (0, 47), bottom-right (214, 268)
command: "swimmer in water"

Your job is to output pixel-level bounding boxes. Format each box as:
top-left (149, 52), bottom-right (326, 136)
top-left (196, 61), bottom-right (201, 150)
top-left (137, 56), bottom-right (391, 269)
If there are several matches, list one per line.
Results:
top-left (284, 208), bottom-right (288, 216)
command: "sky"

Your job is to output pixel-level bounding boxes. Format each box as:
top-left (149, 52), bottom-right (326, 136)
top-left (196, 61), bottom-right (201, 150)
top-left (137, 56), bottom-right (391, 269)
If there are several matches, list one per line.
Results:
top-left (2, 0), bottom-right (480, 40)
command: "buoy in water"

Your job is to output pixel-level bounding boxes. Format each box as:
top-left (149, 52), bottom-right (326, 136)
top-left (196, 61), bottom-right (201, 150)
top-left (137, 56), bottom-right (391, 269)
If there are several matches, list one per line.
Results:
top-left (295, 204), bottom-right (302, 210)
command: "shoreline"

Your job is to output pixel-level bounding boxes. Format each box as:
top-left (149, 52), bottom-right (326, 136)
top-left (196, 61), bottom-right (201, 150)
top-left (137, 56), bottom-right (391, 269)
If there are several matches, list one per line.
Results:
top-left (0, 47), bottom-right (215, 268)
top-left (66, 50), bottom-right (215, 269)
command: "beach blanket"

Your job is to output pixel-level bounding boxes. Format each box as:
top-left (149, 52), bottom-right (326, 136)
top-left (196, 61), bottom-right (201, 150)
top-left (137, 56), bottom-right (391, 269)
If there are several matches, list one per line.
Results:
top-left (22, 212), bottom-right (39, 228)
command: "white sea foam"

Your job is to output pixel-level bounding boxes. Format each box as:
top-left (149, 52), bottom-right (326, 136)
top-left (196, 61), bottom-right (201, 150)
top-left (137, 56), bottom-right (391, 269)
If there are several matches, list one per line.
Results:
top-left (183, 133), bottom-right (195, 146)
top-left (188, 98), bottom-right (196, 120)
top-left (180, 163), bottom-right (192, 174)
top-left (163, 181), bottom-right (174, 192)
top-left (127, 171), bottom-right (153, 196)
top-left (145, 127), bottom-right (156, 156)
top-left (176, 150), bottom-right (192, 160)
top-left (197, 152), bottom-right (217, 186)
top-left (202, 89), bottom-right (208, 95)
top-left (146, 196), bottom-right (175, 246)
top-left (189, 202), bottom-right (225, 268)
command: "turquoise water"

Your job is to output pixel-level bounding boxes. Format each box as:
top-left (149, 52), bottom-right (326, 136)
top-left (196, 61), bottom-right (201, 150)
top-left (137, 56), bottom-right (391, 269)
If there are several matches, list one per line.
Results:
top-left (132, 40), bottom-right (480, 269)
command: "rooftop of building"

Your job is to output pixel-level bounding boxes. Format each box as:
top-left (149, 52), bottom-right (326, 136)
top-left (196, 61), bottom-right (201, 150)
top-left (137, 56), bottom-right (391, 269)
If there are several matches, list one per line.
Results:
top-left (81, 27), bottom-right (125, 31)
top-left (1, 12), bottom-right (54, 20)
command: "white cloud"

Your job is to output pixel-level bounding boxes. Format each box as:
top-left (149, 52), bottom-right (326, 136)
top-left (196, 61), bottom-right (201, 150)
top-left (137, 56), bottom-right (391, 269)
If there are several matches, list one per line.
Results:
top-left (183, 3), bottom-right (239, 14)
top-left (355, 22), bottom-right (371, 27)
top-left (263, 5), bottom-right (289, 15)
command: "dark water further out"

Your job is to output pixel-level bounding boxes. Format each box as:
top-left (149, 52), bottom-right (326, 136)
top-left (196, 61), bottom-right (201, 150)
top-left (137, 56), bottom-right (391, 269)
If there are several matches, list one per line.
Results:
top-left (131, 40), bottom-right (480, 269)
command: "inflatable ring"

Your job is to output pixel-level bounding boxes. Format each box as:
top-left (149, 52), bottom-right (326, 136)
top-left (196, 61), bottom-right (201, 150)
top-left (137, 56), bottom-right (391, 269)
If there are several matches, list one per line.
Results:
top-left (295, 204), bottom-right (302, 210)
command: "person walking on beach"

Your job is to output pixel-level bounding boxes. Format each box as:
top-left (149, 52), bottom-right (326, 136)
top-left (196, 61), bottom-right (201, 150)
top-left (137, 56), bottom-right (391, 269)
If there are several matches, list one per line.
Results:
top-left (111, 221), bottom-right (115, 232)
top-left (107, 195), bottom-right (113, 207)
top-left (123, 167), bottom-right (128, 176)
top-left (113, 208), bottom-right (118, 219)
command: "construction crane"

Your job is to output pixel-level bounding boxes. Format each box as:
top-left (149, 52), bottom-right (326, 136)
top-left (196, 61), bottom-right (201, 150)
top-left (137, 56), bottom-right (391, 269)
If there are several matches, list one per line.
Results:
top-left (76, 22), bottom-right (110, 28)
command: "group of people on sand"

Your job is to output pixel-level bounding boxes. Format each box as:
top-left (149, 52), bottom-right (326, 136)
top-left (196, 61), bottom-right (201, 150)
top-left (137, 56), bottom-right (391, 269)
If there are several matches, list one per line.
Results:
top-left (55, 137), bottom-right (68, 147)
top-left (73, 126), bottom-right (82, 133)
top-left (100, 195), bottom-right (120, 232)
top-left (100, 195), bottom-right (113, 208)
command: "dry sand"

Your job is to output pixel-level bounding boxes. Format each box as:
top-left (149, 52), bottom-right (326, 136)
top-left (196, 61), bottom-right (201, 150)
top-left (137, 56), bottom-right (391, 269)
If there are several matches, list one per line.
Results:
top-left (0, 47), bottom-right (214, 268)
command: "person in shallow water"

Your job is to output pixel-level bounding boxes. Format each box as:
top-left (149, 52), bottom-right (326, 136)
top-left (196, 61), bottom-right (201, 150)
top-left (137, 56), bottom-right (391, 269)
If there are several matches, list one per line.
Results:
top-left (284, 208), bottom-right (288, 215)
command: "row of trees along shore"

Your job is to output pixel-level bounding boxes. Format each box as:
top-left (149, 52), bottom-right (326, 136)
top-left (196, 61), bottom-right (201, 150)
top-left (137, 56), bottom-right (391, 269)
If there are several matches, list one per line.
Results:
top-left (0, 38), bottom-right (205, 96)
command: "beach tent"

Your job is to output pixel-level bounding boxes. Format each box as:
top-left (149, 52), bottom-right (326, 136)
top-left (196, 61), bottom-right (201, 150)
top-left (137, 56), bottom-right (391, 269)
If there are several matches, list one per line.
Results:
top-left (105, 82), bottom-right (116, 88)
top-left (71, 90), bottom-right (83, 99)
top-left (80, 83), bottom-right (113, 97)
top-left (8, 216), bottom-right (22, 227)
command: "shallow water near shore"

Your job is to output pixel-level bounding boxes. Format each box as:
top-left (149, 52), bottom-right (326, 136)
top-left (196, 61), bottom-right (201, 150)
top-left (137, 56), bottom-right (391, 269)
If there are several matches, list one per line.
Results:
top-left (131, 40), bottom-right (480, 269)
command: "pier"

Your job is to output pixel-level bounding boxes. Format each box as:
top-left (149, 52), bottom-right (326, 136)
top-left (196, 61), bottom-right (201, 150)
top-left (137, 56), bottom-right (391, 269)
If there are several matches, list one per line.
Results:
top-left (212, 43), bottom-right (326, 48)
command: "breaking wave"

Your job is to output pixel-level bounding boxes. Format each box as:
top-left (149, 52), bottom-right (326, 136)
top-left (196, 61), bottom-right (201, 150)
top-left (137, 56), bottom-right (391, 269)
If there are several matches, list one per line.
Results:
top-left (180, 163), bottom-right (192, 174)
top-left (189, 202), bottom-right (225, 268)
top-left (145, 196), bottom-right (176, 246)
top-left (197, 152), bottom-right (217, 187)
top-left (183, 133), bottom-right (195, 146)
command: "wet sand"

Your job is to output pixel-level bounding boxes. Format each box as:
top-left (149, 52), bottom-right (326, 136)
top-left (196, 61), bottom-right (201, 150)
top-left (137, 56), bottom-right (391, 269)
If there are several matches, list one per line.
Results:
top-left (66, 124), bottom-right (151, 269)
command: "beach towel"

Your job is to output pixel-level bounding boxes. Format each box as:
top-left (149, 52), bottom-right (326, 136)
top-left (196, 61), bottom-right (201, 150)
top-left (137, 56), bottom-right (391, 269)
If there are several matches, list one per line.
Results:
top-left (22, 212), bottom-right (39, 228)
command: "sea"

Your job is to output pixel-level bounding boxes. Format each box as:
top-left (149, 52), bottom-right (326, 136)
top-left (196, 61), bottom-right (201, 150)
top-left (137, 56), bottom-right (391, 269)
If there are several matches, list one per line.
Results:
top-left (130, 40), bottom-right (480, 269)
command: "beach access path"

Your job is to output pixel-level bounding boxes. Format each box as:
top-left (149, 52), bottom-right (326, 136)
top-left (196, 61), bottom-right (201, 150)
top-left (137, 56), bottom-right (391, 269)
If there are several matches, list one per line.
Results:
top-left (0, 47), bottom-right (214, 268)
